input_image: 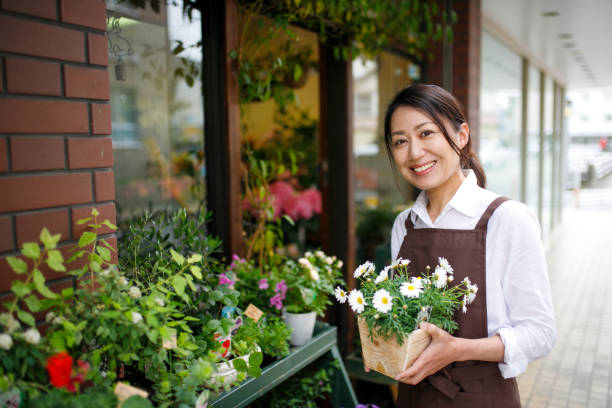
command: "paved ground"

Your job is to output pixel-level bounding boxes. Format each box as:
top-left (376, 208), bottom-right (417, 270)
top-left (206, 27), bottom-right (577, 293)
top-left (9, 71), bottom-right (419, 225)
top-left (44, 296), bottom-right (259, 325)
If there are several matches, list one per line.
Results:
top-left (517, 173), bottom-right (612, 407)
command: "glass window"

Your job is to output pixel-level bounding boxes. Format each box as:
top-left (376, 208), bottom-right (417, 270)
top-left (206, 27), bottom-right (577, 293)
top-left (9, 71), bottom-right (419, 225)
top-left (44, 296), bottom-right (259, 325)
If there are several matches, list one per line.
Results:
top-left (541, 77), bottom-right (554, 241)
top-left (525, 65), bottom-right (541, 217)
top-left (352, 52), bottom-right (422, 268)
top-left (480, 31), bottom-right (522, 199)
top-left (106, 1), bottom-right (204, 223)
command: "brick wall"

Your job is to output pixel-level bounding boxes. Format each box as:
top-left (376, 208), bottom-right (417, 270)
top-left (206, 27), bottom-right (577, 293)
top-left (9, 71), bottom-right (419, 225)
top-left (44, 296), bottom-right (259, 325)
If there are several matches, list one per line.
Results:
top-left (0, 0), bottom-right (115, 301)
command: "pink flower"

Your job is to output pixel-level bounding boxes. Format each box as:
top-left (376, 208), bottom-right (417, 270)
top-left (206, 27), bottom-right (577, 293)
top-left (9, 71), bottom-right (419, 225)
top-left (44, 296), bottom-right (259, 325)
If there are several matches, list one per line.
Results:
top-left (300, 188), bottom-right (322, 214)
top-left (228, 254), bottom-right (246, 270)
top-left (270, 294), bottom-right (284, 310)
top-left (258, 278), bottom-right (269, 289)
top-left (283, 189), bottom-right (322, 221)
top-left (275, 280), bottom-right (287, 296)
top-left (219, 273), bottom-right (235, 286)
top-left (269, 181), bottom-right (295, 218)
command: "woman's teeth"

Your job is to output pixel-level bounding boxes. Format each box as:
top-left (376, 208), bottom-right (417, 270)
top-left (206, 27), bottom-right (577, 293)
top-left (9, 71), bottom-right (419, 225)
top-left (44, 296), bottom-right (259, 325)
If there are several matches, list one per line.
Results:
top-left (413, 161), bottom-right (435, 172)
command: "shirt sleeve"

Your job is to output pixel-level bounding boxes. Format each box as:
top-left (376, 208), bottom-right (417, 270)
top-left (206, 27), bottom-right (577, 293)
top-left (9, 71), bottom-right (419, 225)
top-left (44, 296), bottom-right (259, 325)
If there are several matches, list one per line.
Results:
top-left (390, 209), bottom-right (410, 262)
top-left (491, 202), bottom-right (557, 378)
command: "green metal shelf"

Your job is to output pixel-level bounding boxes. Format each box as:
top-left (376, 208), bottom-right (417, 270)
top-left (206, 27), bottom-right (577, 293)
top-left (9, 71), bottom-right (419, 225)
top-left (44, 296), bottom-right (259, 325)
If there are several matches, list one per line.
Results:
top-left (210, 321), bottom-right (358, 408)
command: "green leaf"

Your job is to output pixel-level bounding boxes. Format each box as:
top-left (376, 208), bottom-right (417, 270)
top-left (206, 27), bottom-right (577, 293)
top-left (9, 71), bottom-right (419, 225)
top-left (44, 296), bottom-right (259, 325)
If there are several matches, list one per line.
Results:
top-left (122, 395), bottom-right (153, 408)
top-left (229, 49), bottom-right (238, 59)
top-left (187, 254), bottom-right (202, 264)
top-left (46, 250), bottom-right (66, 272)
top-left (171, 275), bottom-right (186, 296)
top-left (61, 287), bottom-right (74, 298)
top-left (78, 231), bottom-right (97, 248)
top-left (247, 366), bottom-right (262, 378)
top-left (24, 295), bottom-right (41, 313)
top-left (249, 351), bottom-right (263, 368)
top-left (207, 319), bottom-right (221, 331)
top-left (6, 257), bottom-right (27, 275)
top-left (170, 249), bottom-right (185, 266)
top-left (232, 358), bottom-right (247, 372)
top-left (39, 228), bottom-right (61, 250)
top-left (11, 280), bottom-right (31, 298)
top-left (17, 310), bottom-right (35, 327)
top-left (189, 265), bottom-right (202, 280)
top-left (102, 220), bottom-right (118, 230)
top-left (21, 242), bottom-right (40, 260)
top-left (96, 246), bottom-right (111, 262)
top-left (33, 269), bottom-right (57, 299)
top-left (91, 208), bottom-right (100, 217)
top-left (76, 217), bottom-right (92, 225)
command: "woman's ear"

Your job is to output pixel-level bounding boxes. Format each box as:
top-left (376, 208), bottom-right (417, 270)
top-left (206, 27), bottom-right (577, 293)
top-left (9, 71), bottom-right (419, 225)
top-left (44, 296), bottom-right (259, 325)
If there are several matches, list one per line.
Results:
top-left (457, 123), bottom-right (470, 149)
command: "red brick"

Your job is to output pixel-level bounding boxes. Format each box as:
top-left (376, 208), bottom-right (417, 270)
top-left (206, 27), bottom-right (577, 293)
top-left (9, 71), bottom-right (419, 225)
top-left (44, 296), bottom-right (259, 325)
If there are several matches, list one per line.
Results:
top-left (64, 65), bottom-right (110, 100)
top-left (2, 0), bottom-right (57, 20)
top-left (16, 209), bottom-right (70, 247)
top-left (5, 57), bottom-right (61, 96)
top-left (94, 171), bottom-right (115, 202)
top-left (0, 216), bottom-right (14, 252)
top-left (91, 103), bottom-right (112, 134)
top-left (88, 33), bottom-right (109, 66)
top-left (71, 203), bottom-right (116, 237)
top-left (10, 136), bottom-right (65, 171)
top-left (0, 173), bottom-right (92, 212)
top-left (61, 0), bottom-right (106, 31)
top-left (0, 138), bottom-right (7, 172)
top-left (0, 99), bottom-right (88, 133)
top-left (67, 137), bottom-right (113, 169)
top-left (0, 15), bottom-right (85, 63)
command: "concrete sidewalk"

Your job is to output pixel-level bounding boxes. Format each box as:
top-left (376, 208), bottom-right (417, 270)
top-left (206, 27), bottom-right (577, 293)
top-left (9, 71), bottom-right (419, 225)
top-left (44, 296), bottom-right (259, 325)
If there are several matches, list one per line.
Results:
top-left (517, 206), bottom-right (612, 407)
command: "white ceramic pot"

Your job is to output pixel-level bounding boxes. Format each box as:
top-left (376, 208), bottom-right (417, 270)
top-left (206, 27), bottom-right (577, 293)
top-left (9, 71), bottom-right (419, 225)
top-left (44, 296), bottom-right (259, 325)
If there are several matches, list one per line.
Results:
top-left (283, 310), bottom-right (317, 346)
top-left (211, 345), bottom-right (260, 386)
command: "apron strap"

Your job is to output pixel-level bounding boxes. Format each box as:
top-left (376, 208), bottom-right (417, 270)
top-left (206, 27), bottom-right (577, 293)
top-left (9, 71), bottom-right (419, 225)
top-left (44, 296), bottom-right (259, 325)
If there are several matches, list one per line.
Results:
top-left (474, 196), bottom-right (510, 232)
top-left (426, 363), bottom-right (502, 399)
top-left (404, 210), bottom-right (416, 232)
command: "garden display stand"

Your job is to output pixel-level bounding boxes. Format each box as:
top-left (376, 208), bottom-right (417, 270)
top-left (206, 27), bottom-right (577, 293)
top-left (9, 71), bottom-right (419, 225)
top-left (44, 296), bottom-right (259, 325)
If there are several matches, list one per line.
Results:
top-left (210, 322), bottom-right (358, 408)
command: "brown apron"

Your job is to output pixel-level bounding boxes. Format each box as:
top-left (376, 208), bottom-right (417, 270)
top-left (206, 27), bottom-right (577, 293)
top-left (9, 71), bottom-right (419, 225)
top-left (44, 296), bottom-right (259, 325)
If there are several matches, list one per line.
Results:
top-left (396, 196), bottom-right (521, 408)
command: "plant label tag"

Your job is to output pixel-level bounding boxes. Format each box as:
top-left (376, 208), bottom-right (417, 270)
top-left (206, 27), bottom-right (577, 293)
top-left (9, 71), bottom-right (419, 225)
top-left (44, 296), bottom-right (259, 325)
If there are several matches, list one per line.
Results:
top-left (244, 304), bottom-right (263, 322)
top-left (114, 382), bottom-right (149, 403)
top-left (162, 332), bottom-right (177, 349)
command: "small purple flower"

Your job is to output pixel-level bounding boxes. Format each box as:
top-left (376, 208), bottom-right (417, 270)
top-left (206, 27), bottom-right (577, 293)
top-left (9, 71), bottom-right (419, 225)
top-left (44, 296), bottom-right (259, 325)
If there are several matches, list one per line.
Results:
top-left (270, 294), bottom-right (284, 310)
top-left (219, 273), bottom-right (235, 286)
top-left (275, 280), bottom-right (287, 296)
top-left (228, 254), bottom-right (246, 270)
top-left (258, 278), bottom-right (269, 289)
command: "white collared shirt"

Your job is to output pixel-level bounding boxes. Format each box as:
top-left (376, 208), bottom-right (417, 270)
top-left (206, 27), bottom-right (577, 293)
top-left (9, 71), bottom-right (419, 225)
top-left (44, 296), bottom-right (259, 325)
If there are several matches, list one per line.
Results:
top-left (390, 170), bottom-right (557, 378)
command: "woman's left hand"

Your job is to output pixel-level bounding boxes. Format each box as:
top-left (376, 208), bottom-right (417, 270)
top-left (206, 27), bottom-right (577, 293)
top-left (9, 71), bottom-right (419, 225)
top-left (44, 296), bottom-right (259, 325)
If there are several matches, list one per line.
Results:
top-left (395, 322), bottom-right (459, 384)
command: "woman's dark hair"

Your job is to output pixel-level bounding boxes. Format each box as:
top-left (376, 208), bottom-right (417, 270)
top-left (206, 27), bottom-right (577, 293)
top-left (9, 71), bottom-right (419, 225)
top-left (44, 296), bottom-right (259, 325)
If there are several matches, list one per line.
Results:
top-left (383, 84), bottom-right (486, 188)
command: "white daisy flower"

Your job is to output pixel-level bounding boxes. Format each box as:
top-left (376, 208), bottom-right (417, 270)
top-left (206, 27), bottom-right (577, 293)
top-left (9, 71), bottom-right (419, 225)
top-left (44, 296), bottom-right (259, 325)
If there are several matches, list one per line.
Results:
top-left (438, 257), bottom-right (453, 274)
top-left (0, 333), bottom-right (13, 350)
top-left (131, 312), bottom-right (143, 324)
top-left (315, 250), bottom-right (325, 258)
top-left (334, 287), bottom-right (348, 303)
top-left (374, 266), bottom-right (390, 284)
top-left (392, 258), bottom-right (411, 268)
top-left (128, 286), bottom-right (142, 299)
top-left (348, 290), bottom-right (366, 313)
top-left (354, 261), bottom-right (375, 278)
top-left (466, 283), bottom-right (478, 304)
top-left (335, 260), bottom-right (343, 269)
top-left (433, 266), bottom-right (447, 288)
top-left (372, 289), bottom-right (393, 313)
top-left (309, 268), bottom-right (320, 281)
top-left (400, 281), bottom-right (422, 298)
top-left (24, 328), bottom-right (40, 345)
top-left (461, 295), bottom-right (468, 313)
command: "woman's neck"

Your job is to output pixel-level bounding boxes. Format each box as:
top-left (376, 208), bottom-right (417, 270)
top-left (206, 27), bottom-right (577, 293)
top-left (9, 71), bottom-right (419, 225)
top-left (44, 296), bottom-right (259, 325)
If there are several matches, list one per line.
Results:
top-left (426, 169), bottom-right (465, 223)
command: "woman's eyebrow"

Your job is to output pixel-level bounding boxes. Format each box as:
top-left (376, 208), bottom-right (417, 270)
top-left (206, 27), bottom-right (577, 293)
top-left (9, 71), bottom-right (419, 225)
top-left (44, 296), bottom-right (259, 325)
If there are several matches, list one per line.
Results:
top-left (391, 121), bottom-right (433, 136)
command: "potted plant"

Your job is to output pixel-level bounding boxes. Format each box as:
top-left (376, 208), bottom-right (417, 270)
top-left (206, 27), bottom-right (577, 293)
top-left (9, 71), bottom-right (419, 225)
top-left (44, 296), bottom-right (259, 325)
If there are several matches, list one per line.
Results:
top-left (280, 250), bottom-right (344, 346)
top-left (334, 257), bottom-right (478, 379)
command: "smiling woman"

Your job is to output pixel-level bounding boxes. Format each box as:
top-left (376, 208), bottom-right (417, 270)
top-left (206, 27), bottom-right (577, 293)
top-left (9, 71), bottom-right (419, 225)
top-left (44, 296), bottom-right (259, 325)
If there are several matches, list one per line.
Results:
top-left (383, 84), bottom-right (556, 407)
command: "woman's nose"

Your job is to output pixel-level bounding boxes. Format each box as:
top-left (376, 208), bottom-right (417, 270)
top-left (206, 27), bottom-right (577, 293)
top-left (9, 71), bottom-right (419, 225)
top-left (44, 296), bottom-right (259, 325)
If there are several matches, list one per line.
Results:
top-left (408, 138), bottom-right (424, 161)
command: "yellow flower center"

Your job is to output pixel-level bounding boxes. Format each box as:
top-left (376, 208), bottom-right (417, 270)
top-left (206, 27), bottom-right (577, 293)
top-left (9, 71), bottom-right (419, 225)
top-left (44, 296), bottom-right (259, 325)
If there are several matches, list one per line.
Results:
top-left (357, 298), bottom-right (363, 304)
top-left (408, 285), bottom-right (415, 290)
top-left (340, 291), bottom-right (345, 296)
top-left (382, 298), bottom-right (388, 305)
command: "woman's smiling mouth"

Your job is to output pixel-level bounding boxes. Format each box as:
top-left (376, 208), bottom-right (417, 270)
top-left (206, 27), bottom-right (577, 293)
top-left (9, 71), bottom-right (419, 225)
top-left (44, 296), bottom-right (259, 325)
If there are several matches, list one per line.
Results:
top-left (411, 160), bottom-right (436, 175)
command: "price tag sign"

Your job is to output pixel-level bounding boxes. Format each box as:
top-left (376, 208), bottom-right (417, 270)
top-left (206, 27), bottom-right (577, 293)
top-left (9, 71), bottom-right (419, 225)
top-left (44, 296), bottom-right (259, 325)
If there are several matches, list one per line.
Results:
top-left (244, 304), bottom-right (264, 322)
top-left (114, 382), bottom-right (149, 405)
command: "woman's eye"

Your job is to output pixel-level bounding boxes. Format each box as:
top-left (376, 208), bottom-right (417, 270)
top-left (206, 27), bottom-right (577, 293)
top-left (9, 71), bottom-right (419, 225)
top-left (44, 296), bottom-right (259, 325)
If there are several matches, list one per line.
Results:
top-left (421, 130), bottom-right (433, 137)
top-left (393, 139), bottom-right (407, 146)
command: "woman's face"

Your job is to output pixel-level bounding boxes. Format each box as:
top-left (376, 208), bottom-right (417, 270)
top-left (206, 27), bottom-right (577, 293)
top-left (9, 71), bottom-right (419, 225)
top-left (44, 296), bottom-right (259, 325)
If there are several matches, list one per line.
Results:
top-left (389, 106), bottom-right (468, 194)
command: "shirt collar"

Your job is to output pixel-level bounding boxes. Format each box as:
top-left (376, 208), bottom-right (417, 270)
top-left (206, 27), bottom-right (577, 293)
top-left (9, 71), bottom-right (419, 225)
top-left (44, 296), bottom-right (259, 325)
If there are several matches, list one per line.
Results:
top-left (410, 169), bottom-right (480, 225)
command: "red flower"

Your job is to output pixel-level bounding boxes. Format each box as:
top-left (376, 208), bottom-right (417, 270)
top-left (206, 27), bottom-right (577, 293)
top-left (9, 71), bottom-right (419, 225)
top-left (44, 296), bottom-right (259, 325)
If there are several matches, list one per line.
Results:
top-left (46, 351), bottom-right (89, 393)
top-left (46, 351), bottom-right (73, 389)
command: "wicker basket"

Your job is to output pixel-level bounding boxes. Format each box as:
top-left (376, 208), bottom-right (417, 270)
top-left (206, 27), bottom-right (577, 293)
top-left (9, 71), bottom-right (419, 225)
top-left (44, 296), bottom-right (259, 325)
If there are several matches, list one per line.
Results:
top-left (358, 318), bottom-right (431, 379)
